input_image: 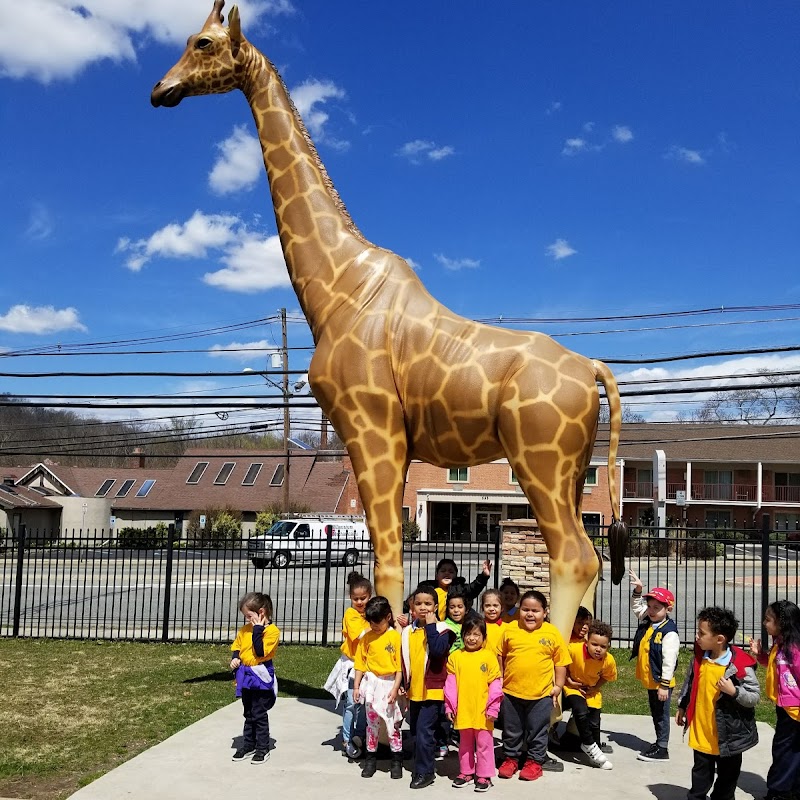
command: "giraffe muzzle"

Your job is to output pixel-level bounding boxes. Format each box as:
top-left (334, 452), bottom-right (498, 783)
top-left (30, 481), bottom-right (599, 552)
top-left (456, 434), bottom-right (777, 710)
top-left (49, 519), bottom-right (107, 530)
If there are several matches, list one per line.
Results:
top-left (151, 81), bottom-right (185, 108)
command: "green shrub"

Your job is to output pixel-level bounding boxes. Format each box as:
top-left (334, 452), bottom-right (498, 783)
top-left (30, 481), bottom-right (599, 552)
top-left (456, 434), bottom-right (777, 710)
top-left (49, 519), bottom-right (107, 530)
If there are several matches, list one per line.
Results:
top-left (402, 519), bottom-right (421, 542)
top-left (117, 524), bottom-right (169, 549)
top-left (186, 507), bottom-right (242, 547)
top-left (255, 509), bottom-right (281, 536)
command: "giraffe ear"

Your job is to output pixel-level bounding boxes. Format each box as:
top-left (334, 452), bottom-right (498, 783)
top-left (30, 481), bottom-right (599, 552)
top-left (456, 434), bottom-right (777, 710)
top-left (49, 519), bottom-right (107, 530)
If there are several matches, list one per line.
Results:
top-left (228, 5), bottom-right (242, 54)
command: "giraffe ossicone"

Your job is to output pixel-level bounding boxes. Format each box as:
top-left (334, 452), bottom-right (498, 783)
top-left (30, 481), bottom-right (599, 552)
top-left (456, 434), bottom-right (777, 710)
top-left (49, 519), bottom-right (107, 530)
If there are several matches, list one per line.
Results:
top-left (151, 0), bottom-right (628, 642)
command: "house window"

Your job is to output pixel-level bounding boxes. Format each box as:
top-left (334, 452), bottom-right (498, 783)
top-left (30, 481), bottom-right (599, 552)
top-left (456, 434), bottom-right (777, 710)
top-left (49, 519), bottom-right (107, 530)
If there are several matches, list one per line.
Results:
top-left (776, 513), bottom-right (800, 531)
top-left (585, 467), bottom-right (598, 486)
top-left (115, 479), bottom-right (136, 498)
top-left (96, 479), bottom-right (115, 497)
top-left (705, 510), bottom-right (731, 529)
top-left (135, 479), bottom-right (156, 497)
top-left (509, 470), bottom-right (519, 485)
top-left (186, 462), bottom-right (208, 484)
top-left (269, 464), bottom-right (285, 486)
top-left (447, 467), bottom-right (469, 483)
top-left (582, 512), bottom-right (602, 534)
top-left (775, 473), bottom-right (800, 503)
top-left (243, 463), bottom-right (263, 486)
top-left (214, 463), bottom-right (235, 485)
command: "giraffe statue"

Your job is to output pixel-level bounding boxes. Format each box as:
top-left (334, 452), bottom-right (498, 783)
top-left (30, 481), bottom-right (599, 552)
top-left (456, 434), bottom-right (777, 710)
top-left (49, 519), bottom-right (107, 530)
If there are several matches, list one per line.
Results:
top-left (151, 1), bottom-right (628, 640)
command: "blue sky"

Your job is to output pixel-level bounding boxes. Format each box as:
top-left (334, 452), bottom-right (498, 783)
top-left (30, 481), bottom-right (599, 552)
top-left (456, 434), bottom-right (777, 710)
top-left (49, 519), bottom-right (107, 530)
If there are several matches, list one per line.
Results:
top-left (1, 1), bottom-right (799, 439)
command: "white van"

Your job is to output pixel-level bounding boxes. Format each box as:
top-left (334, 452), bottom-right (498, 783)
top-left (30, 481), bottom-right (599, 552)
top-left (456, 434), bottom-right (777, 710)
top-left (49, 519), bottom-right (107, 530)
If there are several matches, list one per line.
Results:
top-left (247, 514), bottom-right (370, 569)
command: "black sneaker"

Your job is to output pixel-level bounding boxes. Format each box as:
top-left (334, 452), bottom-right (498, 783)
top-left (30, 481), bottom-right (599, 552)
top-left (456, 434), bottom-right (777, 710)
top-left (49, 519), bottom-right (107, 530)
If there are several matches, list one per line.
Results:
top-left (232, 747), bottom-right (254, 761)
top-left (474, 778), bottom-right (491, 793)
top-left (540, 756), bottom-right (564, 772)
top-left (251, 750), bottom-right (269, 764)
top-left (452, 775), bottom-right (474, 788)
top-left (410, 773), bottom-right (436, 789)
top-left (637, 745), bottom-right (668, 762)
top-left (599, 742), bottom-right (613, 754)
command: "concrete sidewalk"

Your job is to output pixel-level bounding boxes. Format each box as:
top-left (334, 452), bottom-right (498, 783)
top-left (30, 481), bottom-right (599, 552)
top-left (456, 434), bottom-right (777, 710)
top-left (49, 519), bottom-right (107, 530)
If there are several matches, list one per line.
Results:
top-left (69, 698), bottom-right (772, 799)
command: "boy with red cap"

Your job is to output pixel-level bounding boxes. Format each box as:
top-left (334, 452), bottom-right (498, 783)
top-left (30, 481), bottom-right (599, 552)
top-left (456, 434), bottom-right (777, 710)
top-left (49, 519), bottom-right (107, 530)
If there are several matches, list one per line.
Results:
top-left (629, 568), bottom-right (680, 762)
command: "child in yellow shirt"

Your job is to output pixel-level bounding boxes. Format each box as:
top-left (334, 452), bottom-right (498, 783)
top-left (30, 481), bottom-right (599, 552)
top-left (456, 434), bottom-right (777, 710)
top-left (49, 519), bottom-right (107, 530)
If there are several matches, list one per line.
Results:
top-left (562, 620), bottom-right (617, 770)
top-left (229, 592), bottom-right (280, 764)
top-left (499, 578), bottom-right (520, 623)
top-left (444, 618), bottom-right (502, 792)
top-left (353, 596), bottom-right (404, 780)
top-left (481, 589), bottom-right (506, 655)
top-left (497, 590), bottom-right (571, 782)
top-left (677, 607), bottom-right (759, 800)
top-left (570, 606), bottom-right (593, 643)
top-left (324, 571), bottom-right (371, 759)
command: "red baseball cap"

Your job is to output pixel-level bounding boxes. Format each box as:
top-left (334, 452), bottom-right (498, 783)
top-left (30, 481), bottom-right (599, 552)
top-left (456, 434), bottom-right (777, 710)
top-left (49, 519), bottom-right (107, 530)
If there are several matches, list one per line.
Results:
top-left (644, 587), bottom-right (674, 606)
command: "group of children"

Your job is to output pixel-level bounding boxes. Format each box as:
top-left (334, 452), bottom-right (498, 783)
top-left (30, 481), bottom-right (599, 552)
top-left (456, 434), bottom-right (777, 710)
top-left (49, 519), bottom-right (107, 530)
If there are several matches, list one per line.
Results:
top-left (227, 560), bottom-right (800, 800)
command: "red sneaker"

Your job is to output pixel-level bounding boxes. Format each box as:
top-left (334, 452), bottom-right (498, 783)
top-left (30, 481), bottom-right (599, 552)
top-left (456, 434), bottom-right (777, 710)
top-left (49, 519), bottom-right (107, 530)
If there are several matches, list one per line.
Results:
top-left (518, 760), bottom-right (543, 781)
top-left (497, 758), bottom-right (519, 779)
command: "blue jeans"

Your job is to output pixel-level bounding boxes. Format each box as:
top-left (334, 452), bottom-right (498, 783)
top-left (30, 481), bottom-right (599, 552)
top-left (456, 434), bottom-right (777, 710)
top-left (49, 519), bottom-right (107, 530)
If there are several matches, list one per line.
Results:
top-left (342, 676), bottom-right (365, 745)
top-left (648, 688), bottom-right (673, 748)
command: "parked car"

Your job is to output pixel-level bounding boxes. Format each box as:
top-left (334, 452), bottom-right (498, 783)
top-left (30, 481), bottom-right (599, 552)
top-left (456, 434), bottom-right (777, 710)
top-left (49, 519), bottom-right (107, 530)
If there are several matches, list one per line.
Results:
top-left (247, 515), bottom-right (370, 569)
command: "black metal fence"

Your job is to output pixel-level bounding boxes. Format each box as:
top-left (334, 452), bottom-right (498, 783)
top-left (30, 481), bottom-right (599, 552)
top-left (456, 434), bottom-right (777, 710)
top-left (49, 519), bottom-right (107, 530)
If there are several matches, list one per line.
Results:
top-left (2, 523), bottom-right (798, 648)
top-left (0, 528), bottom-right (500, 645)
top-left (593, 522), bottom-right (800, 647)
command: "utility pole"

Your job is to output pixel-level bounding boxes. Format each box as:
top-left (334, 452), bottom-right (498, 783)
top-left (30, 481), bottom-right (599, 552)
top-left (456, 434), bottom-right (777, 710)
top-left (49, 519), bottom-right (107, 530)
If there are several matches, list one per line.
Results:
top-left (281, 308), bottom-right (290, 512)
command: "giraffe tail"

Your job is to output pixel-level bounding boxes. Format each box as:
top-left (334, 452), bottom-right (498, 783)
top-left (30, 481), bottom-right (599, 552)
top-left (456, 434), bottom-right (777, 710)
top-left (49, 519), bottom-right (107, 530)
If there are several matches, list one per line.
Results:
top-left (593, 359), bottom-right (628, 585)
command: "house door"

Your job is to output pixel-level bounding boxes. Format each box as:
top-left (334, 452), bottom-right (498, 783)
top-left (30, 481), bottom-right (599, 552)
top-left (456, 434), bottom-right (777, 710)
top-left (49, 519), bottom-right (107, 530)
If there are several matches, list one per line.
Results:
top-left (476, 509), bottom-right (502, 542)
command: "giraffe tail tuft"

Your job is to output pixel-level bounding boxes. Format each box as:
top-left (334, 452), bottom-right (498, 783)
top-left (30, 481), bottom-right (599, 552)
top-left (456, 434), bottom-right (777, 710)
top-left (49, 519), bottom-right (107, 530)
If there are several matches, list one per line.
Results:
top-left (608, 518), bottom-right (628, 584)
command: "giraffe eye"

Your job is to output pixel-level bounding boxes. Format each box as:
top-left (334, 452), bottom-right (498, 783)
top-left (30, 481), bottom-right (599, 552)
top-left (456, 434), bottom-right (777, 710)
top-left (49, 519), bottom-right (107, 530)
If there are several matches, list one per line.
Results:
top-left (196, 37), bottom-right (213, 50)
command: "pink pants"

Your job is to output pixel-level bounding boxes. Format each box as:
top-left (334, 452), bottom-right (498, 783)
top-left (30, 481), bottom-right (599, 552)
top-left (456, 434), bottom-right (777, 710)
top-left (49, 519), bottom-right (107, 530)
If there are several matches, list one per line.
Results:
top-left (458, 728), bottom-right (495, 779)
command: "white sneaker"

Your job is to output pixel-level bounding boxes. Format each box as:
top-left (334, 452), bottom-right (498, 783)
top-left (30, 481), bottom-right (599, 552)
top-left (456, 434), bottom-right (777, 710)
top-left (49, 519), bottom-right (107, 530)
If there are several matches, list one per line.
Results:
top-left (581, 742), bottom-right (613, 770)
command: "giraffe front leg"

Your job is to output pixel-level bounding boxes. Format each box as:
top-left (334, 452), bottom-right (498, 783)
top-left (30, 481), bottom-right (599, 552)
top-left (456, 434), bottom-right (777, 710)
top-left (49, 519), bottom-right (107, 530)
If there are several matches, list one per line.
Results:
top-left (329, 400), bottom-right (409, 620)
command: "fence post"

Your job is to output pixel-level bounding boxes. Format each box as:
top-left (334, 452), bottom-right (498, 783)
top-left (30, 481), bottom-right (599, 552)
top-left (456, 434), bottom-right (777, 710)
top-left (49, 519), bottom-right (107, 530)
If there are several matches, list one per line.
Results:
top-left (320, 533), bottom-right (334, 647)
top-left (12, 526), bottom-right (25, 637)
top-left (761, 515), bottom-right (770, 646)
top-left (161, 523), bottom-right (176, 643)
top-left (493, 532), bottom-right (502, 587)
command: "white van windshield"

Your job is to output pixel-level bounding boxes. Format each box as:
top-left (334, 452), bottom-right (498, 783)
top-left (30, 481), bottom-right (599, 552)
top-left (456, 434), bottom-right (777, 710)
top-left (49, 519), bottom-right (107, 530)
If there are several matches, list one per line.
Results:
top-left (266, 521), bottom-right (295, 536)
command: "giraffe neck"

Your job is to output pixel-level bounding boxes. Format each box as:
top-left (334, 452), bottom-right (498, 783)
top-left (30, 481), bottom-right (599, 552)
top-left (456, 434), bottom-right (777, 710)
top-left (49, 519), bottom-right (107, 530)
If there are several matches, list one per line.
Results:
top-left (239, 44), bottom-right (369, 337)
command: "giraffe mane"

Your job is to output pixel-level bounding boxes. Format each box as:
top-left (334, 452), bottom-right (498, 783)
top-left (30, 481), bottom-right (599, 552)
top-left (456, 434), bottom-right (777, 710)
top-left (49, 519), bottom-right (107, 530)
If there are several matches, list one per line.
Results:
top-left (254, 48), bottom-right (369, 246)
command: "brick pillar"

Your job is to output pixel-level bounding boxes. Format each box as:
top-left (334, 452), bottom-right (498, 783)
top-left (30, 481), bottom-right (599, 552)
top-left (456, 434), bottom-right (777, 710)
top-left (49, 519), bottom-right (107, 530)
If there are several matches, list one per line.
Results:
top-left (499, 518), bottom-right (550, 601)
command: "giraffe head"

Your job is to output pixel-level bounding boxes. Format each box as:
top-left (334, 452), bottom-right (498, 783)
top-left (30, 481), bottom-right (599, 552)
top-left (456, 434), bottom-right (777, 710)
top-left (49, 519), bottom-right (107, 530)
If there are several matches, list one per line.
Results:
top-left (151, 0), bottom-right (246, 108)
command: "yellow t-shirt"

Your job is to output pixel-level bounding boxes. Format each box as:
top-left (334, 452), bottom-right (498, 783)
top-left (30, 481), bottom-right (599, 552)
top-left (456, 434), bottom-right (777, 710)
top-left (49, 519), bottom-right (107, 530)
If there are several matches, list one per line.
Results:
top-left (501, 608), bottom-right (520, 624)
top-left (766, 644), bottom-right (800, 721)
top-left (635, 624), bottom-right (676, 690)
top-left (435, 587), bottom-right (448, 622)
top-left (688, 658), bottom-right (725, 755)
top-left (231, 623), bottom-right (280, 666)
top-left (407, 625), bottom-right (444, 702)
top-left (340, 607), bottom-right (369, 660)
top-left (499, 621), bottom-right (571, 700)
top-left (564, 642), bottom-right (617, 709)
top-left (447, 648), bottom-right (501, 731)
top-left (484, 620), bottom-right (506, 655)
top-left (354, 628), bottom-right (401, 676)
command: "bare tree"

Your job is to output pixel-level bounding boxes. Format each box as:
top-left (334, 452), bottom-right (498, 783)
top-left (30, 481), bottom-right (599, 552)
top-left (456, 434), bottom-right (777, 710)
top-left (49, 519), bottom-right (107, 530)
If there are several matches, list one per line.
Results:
top-left (598, 402), bottom-right (645, 424)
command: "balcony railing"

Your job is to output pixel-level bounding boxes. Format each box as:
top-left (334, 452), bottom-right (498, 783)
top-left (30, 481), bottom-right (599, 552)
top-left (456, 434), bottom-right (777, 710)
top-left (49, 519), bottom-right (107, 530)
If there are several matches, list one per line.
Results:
top-left (691, 483), bottom-right (757, 502)
top-left (623, 481), bottom-right (653, 499)
top-left (763, 485), bottom-right (800, 503)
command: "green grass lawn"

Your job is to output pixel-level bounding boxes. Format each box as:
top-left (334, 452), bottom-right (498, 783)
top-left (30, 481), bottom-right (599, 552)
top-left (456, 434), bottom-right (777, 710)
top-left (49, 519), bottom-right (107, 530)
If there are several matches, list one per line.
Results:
top-left (0, 641), bottom-right (776, 799)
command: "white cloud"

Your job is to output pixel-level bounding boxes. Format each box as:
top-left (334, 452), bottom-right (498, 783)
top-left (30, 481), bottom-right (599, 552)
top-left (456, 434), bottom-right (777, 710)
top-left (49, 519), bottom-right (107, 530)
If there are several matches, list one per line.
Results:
top-left (404, 257), bottom-right (421, 272)
top-left (561, 137), bottom-right (587, 156)
top-left (545, 101), bottom-right (562, 116)
top-left (209, 340), bottom-right (280, 362)
top-left (612, 125), bottom-right (634, 143)
top-left (290, 79), bottom-right (347, 146)
top-left (25, 202), bottom-right (54, 240)
top-left (434, 253), bottom-right (480, 272)
top-left (397, 140), bottom-right (455, 164)
top-left (0, 1), bottom-right (293, 83)
top-left (545, 239), bottom-right (577, 260)
top-left (0, 304), bottom-right (87, 334)
top-left (116, 210), bottom-right (240, 271)
top-left (666, 145), bottom-right (705, 165)
top-left (203, 233), bottom-right (290, 293)
top-left (117, 210), bottom-right (291, 293)
top-left (208, 125), bottom-right (264, 195)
